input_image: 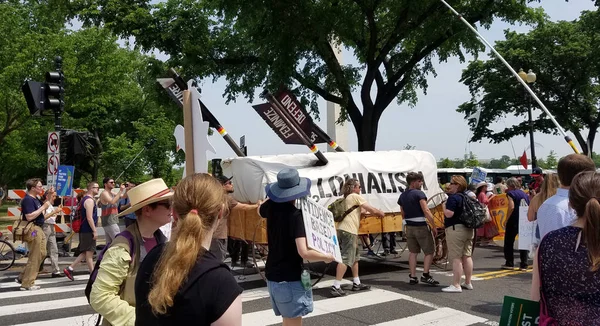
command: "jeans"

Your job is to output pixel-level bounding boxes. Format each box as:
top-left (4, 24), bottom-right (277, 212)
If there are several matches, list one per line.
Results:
top-left (382, 232), bottom-right (396, 250)
top-left (504, 220), bottom-right (529, 267)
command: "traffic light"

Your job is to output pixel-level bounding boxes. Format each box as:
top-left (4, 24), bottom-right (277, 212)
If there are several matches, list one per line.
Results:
top-left (44, 70), bottom-right (65, 114)
top-left (21, 81), bottom-right (45, 116)
top-left (21, 56), bottom-right (65, 118)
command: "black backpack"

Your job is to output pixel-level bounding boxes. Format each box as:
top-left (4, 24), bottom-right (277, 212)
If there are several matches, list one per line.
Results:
top-left (456, 193), bottom-right (487, 229)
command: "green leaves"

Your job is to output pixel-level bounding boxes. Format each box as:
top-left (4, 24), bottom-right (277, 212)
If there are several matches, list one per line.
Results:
top-left (459, 9), bottom-right (600, 155)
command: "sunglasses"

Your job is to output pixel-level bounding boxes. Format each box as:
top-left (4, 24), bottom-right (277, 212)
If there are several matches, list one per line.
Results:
top-left (153, 201), bottom-right (172, 209)
top-left (450, 182), bottom-right (458, 185)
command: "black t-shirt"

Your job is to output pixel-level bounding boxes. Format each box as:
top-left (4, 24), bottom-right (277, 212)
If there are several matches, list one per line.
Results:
top-left (259, 200), bottom-right (306, 282)
top-left (444, 193), bottom-right (464, 228)
top-left (135, 243), bottom-right (243, 326)
top-left (397, 188), bottom-right (428, 226)
top-left (21, 195), bottom-right (43, 226)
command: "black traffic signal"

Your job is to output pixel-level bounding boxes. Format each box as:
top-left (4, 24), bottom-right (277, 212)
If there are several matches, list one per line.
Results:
top-left (21, 81), bottom-right (45, 116)
top-left (44, 70), bottom-right (65, 114)
top-left (21, 56), bottom-right (65, 117)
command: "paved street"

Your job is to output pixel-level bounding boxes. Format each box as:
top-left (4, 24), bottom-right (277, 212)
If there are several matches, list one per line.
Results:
top-left (0, 239), bottom-right (531, 326)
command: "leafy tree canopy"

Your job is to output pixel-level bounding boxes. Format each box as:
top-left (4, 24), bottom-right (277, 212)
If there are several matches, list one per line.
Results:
top-left (458, 9), bottom-right (600, 155)
top-left (70, 0), bottom-right (544, 150)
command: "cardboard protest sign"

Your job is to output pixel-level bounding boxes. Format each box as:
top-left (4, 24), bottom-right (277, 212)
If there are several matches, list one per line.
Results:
top-left (55, 165), bottom-right (74, 197)
top-left (488, 194), bottom-right (509, 239)
top-left (499, 296), bottom-right (540, 326)
top-left (518, 201), bottom-right (535, 251)
top-left (299, 196), bottom-right (342, 263)
top-left (471, 167), bottom-right (487, 183)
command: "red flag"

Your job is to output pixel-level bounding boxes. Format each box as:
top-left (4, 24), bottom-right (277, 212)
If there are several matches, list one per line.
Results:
top-left (520, 151), bottom-right (528, 170)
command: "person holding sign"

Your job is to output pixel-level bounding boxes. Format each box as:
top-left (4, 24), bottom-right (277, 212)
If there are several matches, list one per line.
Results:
top-left (531, 171), bottom-right (600, 325)
top-left (258, 168), bottom-right (334, 326)
top-left (332, 178), bottom-right (385, 297)
top-left (502, 177), bottom-right (530, 271)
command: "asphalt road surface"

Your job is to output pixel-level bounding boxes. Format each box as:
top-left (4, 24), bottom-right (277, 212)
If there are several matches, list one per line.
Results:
top-left (0, 240), bottom-right (531, 325)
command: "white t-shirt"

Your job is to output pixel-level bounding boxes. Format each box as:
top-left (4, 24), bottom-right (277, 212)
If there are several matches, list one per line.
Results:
top-left (45, 204), bottom-right (56, 224)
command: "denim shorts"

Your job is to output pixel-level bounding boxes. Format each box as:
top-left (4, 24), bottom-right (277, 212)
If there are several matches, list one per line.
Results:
top-left (267, 280), bottom-right (313, 318)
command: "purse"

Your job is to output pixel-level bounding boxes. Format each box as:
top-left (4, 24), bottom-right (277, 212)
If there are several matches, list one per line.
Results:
top-left (12, 219), bottom-right (35, 242)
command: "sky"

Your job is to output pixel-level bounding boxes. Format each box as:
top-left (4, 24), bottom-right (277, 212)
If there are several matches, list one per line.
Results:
top-left (158, 1), bottom-right (597, 162)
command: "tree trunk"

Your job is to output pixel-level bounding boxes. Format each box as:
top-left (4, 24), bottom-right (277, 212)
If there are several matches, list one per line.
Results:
top-left (356, 112), bottom-right (379, 151)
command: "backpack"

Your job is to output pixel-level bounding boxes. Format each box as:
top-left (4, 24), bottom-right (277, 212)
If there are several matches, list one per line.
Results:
top-left (71, 196), bottom-right (90, 233)
top-left (456, 193), bottom-right (487, 229)
top-left (85, 230), bottom-right (135, 303)
top-left (328, 198), bottom-right (360, 223)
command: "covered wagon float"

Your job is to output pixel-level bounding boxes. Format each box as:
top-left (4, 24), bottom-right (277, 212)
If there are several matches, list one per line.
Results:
top-left (222, 150), bottom-right (450, 281)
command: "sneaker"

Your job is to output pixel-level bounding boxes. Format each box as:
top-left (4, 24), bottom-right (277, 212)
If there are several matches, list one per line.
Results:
top-left (501, 264), bottom-right (516, 270)
top-left (441, 285), bottom-right (462, 293)
top-left (421, 275), bottom-right (440, 286)
top-left (519, 266), bottom-right (529, 271)
top-left (63, 268), bottom-right (74, 281)
top-left (51, 273), bottom-right (63, 278)
top-left (15, 278), bottom-right (21, 284)
top-left (20, 285), bottom-right (41, 291)
top-left (367, 249), bottom-right (377, 257)
top-left (382, 249), bottom-right (390, 256)
top-left (389, 249), bottom-right (399, 255)
top-left (244, 261), bottom-right (255, 269)
top-left (330, 286), bottom-right (347, 297)
top-left (409, 276), bottom-right (419, 285)
top-left (460, 282), bottom-right (474, 290)
top-left (352, 283), bottom-right (371, 291)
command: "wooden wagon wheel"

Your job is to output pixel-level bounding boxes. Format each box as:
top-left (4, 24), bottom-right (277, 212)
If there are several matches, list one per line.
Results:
top-left (252, 218), bottom-right (268, 282)
top-left (251, 214), bottom-right (328, 286)
top-left (427, 192), bottom-right (449, 269)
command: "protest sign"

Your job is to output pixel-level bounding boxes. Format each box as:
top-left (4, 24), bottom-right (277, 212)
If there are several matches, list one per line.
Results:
top-left (488, 194), bottom-right (509, 239)
top-left (518, 201), bottom-right (535, 251)
top-left (471, 167), bottom-right (487, 183)
top-left (499, 296), bottom-right (540, 326)
top-left (299, 196), bottom-right (342, 263)
top-left (55, 165), bottom-right (74, 197)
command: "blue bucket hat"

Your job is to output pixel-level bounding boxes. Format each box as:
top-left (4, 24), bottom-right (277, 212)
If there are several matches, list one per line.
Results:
top-left (265, 168), bottom-right (311, 203)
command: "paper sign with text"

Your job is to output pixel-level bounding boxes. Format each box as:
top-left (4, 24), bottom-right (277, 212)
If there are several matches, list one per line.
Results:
top-left (299, 196), bottom-right (342, 263)
top-left (471, 167), bottom-right (487, 183)
top-left (56, 165), bottom-right (75, 197)
top-left (499, 296), bottom-right (540, 326)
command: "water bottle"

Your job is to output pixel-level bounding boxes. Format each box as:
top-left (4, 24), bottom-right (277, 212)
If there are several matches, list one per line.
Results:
top-left (301, 270), bottom-right (311, 290)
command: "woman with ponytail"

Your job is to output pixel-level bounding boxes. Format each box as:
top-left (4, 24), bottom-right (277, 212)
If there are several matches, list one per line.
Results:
top-left (135, 173), bottom-right (243, 326)
top-left (531, 171), bottom-right (600, 325)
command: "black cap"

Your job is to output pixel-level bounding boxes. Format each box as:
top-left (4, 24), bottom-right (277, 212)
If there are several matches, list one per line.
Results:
top-left (531, 167), bottom-right (543, 177)
top-left (216, 175), bottom-right (232, 184)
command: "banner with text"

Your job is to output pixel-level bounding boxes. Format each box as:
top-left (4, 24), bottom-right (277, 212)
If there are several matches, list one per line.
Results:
top-left (299, 196), bottom-right (342, 263)
top-left (223, 150), bottom-right (443, 212)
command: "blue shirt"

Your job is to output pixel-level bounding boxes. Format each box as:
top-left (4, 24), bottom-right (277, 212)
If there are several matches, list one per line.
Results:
top-left (118, 197), bottom-right (136, 220)
top-left (21, 195), bottom-right (44, 226)
top-left (445, 193), bottom-right (464, 228)
top-left (398, 188), bottom-right (427, 226)
top-left (506, 189), bottom-right (530, 225)
top-left (79, 196), bottom-right (98, 233)
top-left (537, 188), bottom-right (575, 239)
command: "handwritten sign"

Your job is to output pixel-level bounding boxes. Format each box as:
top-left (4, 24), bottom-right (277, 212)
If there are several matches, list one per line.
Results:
top-left (299, 196), bottom-right (342, 263)
top-left (499, 296), bottom-right (540, 326)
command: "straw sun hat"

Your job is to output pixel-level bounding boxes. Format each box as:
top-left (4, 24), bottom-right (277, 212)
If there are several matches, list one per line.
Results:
top-left (117, 178), bottom-right (173, 217)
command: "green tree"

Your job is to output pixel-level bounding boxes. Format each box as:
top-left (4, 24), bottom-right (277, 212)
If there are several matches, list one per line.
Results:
top-left (458, 10), bottom-right (600, 155)
top-left (487, 155), bottom-right (512, 169)
top-left (71, 0), bottom-right (543, 151)
top-left (464, 152), bottom-right (479, 168)
top-left (438, 157), bottom-right (453, 168)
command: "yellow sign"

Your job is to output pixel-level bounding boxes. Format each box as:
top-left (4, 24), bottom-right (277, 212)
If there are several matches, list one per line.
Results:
top-left (488, 194), bottom-right (509, 239)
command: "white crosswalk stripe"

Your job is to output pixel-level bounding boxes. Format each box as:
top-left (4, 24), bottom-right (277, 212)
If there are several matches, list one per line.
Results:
top-left (0, 274), bottom-right (497, 326)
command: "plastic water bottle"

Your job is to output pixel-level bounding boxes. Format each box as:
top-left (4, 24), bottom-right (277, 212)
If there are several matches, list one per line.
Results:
top-left (301, 270), bottom-right (311, 290)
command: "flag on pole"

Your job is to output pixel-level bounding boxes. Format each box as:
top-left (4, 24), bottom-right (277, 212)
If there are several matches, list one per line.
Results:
top-left (468, 108), bottom-right (482, 129)
top-left (520, 151), bottom-right (528, 170)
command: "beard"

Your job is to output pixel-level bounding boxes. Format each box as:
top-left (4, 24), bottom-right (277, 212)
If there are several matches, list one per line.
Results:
top-left (227, 189), bottom-right (234, 194)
